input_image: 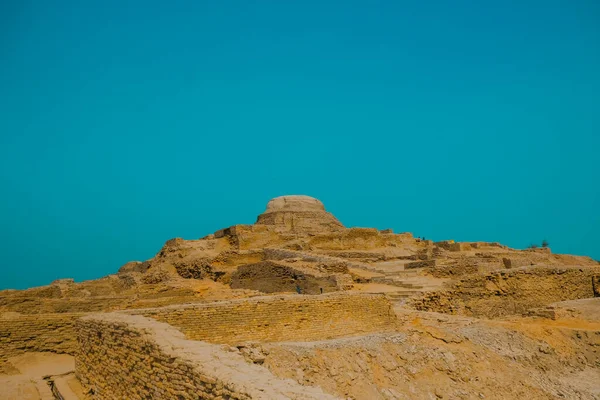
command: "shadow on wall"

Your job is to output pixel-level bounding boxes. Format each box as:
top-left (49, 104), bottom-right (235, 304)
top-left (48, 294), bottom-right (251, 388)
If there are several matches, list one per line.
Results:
top-left (230, 261), bottom-right (338, 294)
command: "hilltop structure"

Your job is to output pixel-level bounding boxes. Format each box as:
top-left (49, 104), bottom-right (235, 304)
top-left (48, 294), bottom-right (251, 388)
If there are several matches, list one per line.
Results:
top-left (1, 195), bottom-right (599, 399)
top-left (255, 195), bottom-right (345, 233)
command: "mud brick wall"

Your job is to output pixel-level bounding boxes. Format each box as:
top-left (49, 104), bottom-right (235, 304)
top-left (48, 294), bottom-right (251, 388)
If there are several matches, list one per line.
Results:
top-left (412, 266), bottom-right (600, 318)
top-left (214, 224), bottom-right (284, 250)
top-left (264, 248), bottom-right (364, 272)
top-left (133, 293), bottom-right (397, 344)
top-left (230, 261), bottom-right (340, 294)
top-left (76, 313), bottom-right (338, 400)
top-left (0, 312), bottom-right (84, 369)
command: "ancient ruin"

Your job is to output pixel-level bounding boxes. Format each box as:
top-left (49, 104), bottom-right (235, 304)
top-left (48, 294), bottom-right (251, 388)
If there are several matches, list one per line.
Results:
top-left (1, 195), bottom-right (599, 399)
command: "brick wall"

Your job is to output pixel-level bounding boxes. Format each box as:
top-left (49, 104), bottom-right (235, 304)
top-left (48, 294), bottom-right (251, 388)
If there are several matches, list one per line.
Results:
top-left (0, 312), bottom-right (84, 371)
top-left (230, 261), bottom-right (340, 294)
top-left (264, 248), bottom-right (367, 272)
top-left (412, 266), bottom-right (600, 318)
top-left (76, 313), bottom-right (339, 399)
top-left (131, 293), bottom-right (397, 344)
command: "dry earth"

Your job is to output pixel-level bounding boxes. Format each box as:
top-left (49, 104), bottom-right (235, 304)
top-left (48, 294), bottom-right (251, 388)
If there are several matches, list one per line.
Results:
top-left (1, 195), bottom-right (599, 399)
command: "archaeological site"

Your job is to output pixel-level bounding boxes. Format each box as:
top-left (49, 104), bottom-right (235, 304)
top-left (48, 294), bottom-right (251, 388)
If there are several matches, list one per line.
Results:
top-left (1, 195), bottom-right (599, 400)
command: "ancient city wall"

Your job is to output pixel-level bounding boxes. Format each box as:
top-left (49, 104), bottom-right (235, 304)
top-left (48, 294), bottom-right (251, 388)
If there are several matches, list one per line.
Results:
top-left (130, 293), bottom-right (397, 344)
top-left (0, 312), bottom-right (84, 372)
top-left (412, 266), bottom-right (600, 318)
top-left (76, 313), bottom-right (338, 400)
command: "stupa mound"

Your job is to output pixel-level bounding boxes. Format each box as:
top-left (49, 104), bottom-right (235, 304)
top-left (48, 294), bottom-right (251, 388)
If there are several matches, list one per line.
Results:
top-left (255, 195), bottom-right (345, 234)
top-left (264, 195), bottom-right (326, 212)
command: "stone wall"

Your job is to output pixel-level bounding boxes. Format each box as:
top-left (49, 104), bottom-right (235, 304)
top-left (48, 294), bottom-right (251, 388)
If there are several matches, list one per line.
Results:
top-left (213, 224), bottom-right (286, 250)
top-left (264, 248), bottom-right (364, 272)
top-left (76, 313), bottom-right (338, 399)
top-left (230, 261), bottom-right (339, 294)
top-left (308, 228), bottom-right (388, 250)
top-left (411, 266), bottom-right (600, 318)
top-left (0, 296), bottom-right (133, 314)
top-left (131, 293), bottom-right (397, 344)
top-left (0, 312), bottom-right (84, 372)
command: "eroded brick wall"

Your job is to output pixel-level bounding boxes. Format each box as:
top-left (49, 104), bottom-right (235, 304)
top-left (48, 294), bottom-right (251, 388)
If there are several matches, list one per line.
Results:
top-left (0, 312), bottom-right (84, 372)
top-left (412, 266), bottom-right (600, 318)
top-left (76, 313), bottom-right (338, 399)
top-left (230, 261), bottom-right (339, 294)
top-left (132, 293), bottom-right (397, 344)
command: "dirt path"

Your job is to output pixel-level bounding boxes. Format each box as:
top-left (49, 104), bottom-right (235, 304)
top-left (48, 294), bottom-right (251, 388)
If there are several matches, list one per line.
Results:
top-left (0, 353), bottom-right (84, 400)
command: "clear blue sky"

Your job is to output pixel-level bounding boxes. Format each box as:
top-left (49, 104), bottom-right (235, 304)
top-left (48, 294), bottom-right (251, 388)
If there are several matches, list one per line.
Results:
top-left (1, 1), bottom-right (599, 289)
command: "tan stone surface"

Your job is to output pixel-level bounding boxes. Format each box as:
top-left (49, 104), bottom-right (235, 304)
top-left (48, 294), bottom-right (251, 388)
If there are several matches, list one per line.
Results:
top-left (230, 261), bottom-right (340, 294)
top-left (411, 265), bottom-right (600, 318)
top-left (1, 195), bottom-right (599, 399)
top-left (0, 376), bottom-right (41, 400)
top-left (0, 353), bottom-right (80, 400)
top-left (255, 195), bottom-right (345, 234)
top-left (0, 313), bottom-right (83, 373)
top-left (76, 312), bottom-right (338, 399)
top-left (129, 293), bottom-right (397, 344)
top-left (264, 195), bottom-right (327, 212)
top-left (251, 303), bottom-right (600, 399)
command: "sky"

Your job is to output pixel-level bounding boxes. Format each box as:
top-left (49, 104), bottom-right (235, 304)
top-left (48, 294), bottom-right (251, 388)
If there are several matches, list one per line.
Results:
top-left (1, 0), bottom-right (599, 289)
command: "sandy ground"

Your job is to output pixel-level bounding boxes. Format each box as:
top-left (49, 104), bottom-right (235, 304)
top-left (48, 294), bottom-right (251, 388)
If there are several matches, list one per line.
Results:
top-left (0, 353), bottom-right (85, 400)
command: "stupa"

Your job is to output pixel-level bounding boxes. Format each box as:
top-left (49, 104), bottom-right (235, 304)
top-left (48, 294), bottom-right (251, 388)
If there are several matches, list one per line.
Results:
top-left (255, 195), bottom-right (345, 234)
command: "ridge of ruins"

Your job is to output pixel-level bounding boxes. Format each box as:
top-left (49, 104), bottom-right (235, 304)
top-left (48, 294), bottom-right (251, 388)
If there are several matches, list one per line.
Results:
top-left (1, 195), bottom-right (599, 399)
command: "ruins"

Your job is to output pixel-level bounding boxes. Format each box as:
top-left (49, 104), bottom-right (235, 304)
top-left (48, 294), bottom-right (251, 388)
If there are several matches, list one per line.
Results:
top-left (1, 195), bottom-right (599, 399)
